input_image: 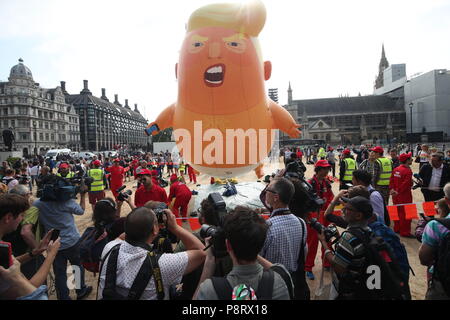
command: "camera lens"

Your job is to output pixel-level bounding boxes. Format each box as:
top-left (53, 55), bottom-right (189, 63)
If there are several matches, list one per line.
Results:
top-left (200, 224), bottom-right (217, 239)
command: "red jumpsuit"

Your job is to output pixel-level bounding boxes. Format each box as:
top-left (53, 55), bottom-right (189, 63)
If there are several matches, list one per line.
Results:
top-left (168, 181), bottom-right (192, 218)
top-left (389, 164), bottom-right (413, 236)
top-left (106, 165), bottom-right (125, 200)
top-left (187, 165), bottom-right (197, 184)
top-left (305, 176), bottom-right (334, 272)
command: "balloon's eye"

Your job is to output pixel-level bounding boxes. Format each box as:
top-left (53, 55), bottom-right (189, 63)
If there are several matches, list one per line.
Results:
top-left (194, 42), bottom-right (203, 47)
top-left (229, 42), bottom-right (239, 47)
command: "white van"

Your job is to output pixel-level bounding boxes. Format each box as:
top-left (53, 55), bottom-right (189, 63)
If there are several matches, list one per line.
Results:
top-left (74, 151), bottom-right (96, 160)
top-left (45, 149), bottom-right (72, 160)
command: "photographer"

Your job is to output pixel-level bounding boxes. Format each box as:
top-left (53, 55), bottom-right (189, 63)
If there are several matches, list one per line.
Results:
top-left (319, 196), bottom-right (410, 300)
top-left (285, 152), bottom-right (306, 176)
top-left (135, 169), bottom-right (168, 208)
top-left (260, 177), bottom-right (308, 300)
top-left (194, 207), bottom-right (292, 300)
top-left (98, 207), bottom-right (206, 300)
top-left (0, 194), bottom-right (61, 300)
top-left (32, 174), bottom-right (92, 300)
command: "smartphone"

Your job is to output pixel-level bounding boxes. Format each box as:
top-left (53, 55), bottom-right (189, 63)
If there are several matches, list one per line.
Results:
top-left (50, 229), bottom-right (60, 242)
top-left (0, 242), bottom-right (13, 269)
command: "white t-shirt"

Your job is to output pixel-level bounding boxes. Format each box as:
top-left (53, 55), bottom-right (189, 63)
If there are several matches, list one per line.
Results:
top-left (97, 240), bottom-right (188, 300)
top-left (30, 165), bottom-right (41, 176)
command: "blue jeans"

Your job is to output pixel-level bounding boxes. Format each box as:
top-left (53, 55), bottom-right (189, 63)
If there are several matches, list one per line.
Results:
top-left (53, 242), bottom-right (87, 300)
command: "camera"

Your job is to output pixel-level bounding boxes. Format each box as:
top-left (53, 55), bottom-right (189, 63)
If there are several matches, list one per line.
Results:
top-left (116, 185), bottom-right (132, 202)
top-left (199, 224), bottom-right (228, 258)
top-left (65, 171), bottom-right (94, 194)
top-left (309, 218), bottom-right (339, 242)
top-left (412, 173), bottom-right (422, 190)
top-left (153, 202), bottom-right (168, 224)
top-left (284, 171), bottom-right (325, 214)
top-left (17, 174), bottom-right (30, 185)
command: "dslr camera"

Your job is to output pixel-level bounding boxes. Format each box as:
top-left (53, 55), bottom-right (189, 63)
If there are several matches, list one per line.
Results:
top-left (66, 171), bottom-right (94, 194)
top-left (309, 218), bottom-right (339, 242)
top-left (284, 171), bottom-right (325, 213)
top-left (116, 185), bottom-right (132, 202)
top-left (199, 193), bottom-right (228, 258)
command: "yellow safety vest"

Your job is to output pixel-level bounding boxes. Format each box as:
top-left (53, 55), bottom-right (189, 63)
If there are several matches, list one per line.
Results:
top-left (343, 158), bottom-right (356, 182)
top-left (318, 148), bottom-right (326, 158)
top-left (88, 169), bottom-right (104, 192)
top-left (376, 158), bottom-right (393, 186)
top-left (57, 172), bottom-right (75, 179)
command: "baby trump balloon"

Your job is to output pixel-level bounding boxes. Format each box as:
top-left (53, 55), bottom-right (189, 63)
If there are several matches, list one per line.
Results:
top-left (145, 0), bottom-right (301, 178)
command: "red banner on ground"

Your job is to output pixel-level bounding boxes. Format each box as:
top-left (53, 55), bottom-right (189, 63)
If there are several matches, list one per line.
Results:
top-left (422, 202), bottom-right (436, 217)
top-left (387, 206), bottom-right (399, 221)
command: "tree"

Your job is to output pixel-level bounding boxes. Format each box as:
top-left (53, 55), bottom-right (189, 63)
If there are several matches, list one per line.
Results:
top-left (153, 127), bottom-right (173, 143)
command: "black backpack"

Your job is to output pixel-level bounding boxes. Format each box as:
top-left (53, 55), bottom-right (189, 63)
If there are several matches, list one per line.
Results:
top-left (369, 189), bottom-right (391, 227)
top-left (433, 219), bottom-right (450, 297)
top-left (99, 244), bottom-right (164, 300)
top-left (211, 267), bottom-right (293, 300)
top-left (340, 228), bottom-right (411, 300)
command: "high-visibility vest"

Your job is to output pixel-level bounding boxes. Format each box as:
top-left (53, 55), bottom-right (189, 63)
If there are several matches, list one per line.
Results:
top-left (318, 148), bottom-right (326, 158)
top-left (343, 158), bottom-right (356, 182)
top-left (57, 172), bottom-right (75, 179)
top-left (180, 164), bottom-right (186, 172)
top-left (376, 158), bottom-right (393, 186)
top-left (88, 169), bottom-right (104, 192)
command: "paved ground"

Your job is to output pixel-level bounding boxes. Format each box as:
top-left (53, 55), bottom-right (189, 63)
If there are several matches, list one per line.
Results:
top-left (47, 159), bottom-right (428, 300)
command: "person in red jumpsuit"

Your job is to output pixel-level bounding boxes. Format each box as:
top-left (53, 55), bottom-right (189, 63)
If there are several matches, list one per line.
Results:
top-left (186, 164), bottom-right (197, 184)
top-left (105, 158), bottom-right (125, 200)
top-left (389, 152), bottom-right (414, 237)
top-left (168, 174), bottom-right (192, 219)
top-left (305, 160), bottom-right (335, 280)
top-left (134, 169), bottom-right (168, 207)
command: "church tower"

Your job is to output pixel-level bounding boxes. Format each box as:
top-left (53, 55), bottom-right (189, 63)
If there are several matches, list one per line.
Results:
top-left (288, 82), bottom-right (293, 105)
top-left (374, 44), bottom-right (389, 89)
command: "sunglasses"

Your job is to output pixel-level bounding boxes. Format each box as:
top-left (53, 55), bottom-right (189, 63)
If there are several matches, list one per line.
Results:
top-left (266, 189), bottom-right (278, 194)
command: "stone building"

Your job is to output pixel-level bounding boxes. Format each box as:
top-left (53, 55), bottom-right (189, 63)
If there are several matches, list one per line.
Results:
top-left (0, 59), bottom-right (80, 157)
top-left (64, 80), bottom-right (148, 151)
top-left (281, 46), bottom-right (407, 146)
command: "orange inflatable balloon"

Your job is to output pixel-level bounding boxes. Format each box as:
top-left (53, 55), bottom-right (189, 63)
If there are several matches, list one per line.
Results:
top-left (146, 0), bottom-right (301, 178)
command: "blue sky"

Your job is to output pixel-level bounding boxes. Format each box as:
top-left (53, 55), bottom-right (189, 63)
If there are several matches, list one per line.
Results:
top-left (1, 0), bottom-right (449, 123)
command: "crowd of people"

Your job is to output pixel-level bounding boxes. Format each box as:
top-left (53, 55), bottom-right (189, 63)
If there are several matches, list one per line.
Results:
top-left (0, 143), bottom-right (449, 301)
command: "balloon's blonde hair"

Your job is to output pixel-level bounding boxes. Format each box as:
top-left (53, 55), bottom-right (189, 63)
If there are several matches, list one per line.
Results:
top-left (187, 0), bottom-right (266, 37)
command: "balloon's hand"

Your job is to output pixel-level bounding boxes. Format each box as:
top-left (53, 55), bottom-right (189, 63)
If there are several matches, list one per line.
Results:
top-left (287, 124), bottom-right (302, 138)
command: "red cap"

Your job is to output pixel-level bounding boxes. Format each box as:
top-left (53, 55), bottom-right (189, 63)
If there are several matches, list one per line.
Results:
top-left (59, 163), bottom-right (69, 169)
top-left (315, 160), bottom-right (331, 168)
top-left (93, 160), bottom-right (101, 166)
top-left (170, 174), bottom-right (178, 182)
top-left (399, 152), bottom-right (412, 163)
top-left (370, 146), bottom-right (384, 154)
top-left (137, 169), bottom-right (152, 176)
top-left (113, 158), bottom-right (120, 162)
top-left (342, 149), bottom-right (351, 155)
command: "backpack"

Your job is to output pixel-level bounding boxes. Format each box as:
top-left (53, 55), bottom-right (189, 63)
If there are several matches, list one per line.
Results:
top-left (433, 219), bottom-right (450, 296)
top-left (99, 244), bottom-right (164, 300)
top-left (341, 227), bottom-right (411, 300)
top-left (79, 226), bottom-right (109, 273)
top-left (369, 189), bottom-right (391, 227)
top-left (369, 221), bottom-right (412, 280)
top-left (211, 267), bottom-right (293, 300)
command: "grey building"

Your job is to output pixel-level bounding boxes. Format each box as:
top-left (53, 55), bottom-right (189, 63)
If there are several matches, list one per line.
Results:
top-left (281, 46), bottom-right (409, 146)
top-left (0, 59), bottom-right (80, 157)
top-left (404, 69), bottom-right (450, 142)
top-left (64, 80), bottom-right (148, 151)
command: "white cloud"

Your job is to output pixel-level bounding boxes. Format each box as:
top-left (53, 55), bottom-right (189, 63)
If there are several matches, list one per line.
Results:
top-left (1, 0), bottom-right (449, 122)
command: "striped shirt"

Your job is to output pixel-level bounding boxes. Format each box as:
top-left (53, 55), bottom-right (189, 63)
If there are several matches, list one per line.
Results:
top-left (333, 225), bottom-right (370, 272)
top-left (422, 216), bottom-right (450, 248)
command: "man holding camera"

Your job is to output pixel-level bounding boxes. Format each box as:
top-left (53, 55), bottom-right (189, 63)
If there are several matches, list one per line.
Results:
top-left (32, 175), bottom-right (92, 300)
top-left (135, 169), bottom-right (168, 208)
top-left (260, 177), bottom-right (308, 300)
top-left (194, 207), bottom-right (292, 300)
top-left (98, 207), bottom-right (206, 300)
top-left (86, 160), bottom-right (106, 212)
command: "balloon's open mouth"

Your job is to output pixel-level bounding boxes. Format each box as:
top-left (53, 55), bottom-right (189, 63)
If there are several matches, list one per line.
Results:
top-left (204, 64), bottom-right (225, 87)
